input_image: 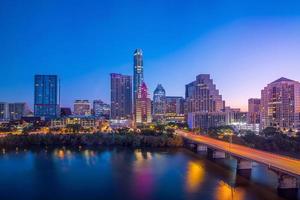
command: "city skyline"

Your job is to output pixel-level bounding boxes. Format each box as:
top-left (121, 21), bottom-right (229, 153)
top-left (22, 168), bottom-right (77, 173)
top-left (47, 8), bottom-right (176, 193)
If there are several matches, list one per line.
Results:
top-left (1, 1), bottom-right (300, 111)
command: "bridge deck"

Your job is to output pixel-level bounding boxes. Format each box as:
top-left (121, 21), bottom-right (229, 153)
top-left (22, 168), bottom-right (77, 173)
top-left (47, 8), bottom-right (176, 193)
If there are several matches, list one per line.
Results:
top-left (176, 130), bottom-right (300, 177)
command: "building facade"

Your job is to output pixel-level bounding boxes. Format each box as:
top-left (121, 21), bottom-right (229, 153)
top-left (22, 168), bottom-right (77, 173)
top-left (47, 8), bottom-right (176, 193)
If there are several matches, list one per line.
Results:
top-left (73, 100), bottom-right (91, 116)
top-left (224, 107), bottom-right (247, 125)
top-left (110, 73), bottom-right (132, 119)
top-left (186, 74), bottom-right (225, 130)
top-left (136, 82), bottom-right (152, 124)
top-left (152, 84), bottom-right (166, 121)
top-left (260, 77), bottom-right (300, 132)
top-left (8, 103), bottom-right (30, 120)
top-left (51, 116), bottom-right (96, 130)
top-left (165, 96), bottom-right (185, 122)
top-left (34, 75), bottom-right (60, 119)
top-left (133, 49), bottom-right (144, 116)
top-left (247, 98), bottom-right (261, 124)
top-left (0, 102), bottom-right (9, 120)
top-left (93, 100), bottom-right (110, 119)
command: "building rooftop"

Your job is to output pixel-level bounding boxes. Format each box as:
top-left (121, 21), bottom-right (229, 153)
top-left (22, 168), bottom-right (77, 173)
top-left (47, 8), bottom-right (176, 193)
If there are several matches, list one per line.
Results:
top-left (271, 77), bottom-right (295, 84)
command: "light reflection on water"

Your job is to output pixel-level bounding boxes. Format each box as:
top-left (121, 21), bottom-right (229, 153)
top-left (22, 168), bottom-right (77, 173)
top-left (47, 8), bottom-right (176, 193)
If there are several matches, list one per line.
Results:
top-left (0, 148), bottom-right (296, 200)
top-left (185, 161), bottom-right (204, 193)
top-left (214, 181), bottom-right (245, 200)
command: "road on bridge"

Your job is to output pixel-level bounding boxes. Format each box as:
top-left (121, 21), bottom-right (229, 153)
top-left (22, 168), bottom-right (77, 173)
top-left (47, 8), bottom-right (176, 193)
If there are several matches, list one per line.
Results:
top-left (176, 130), bottom-right (300, 177)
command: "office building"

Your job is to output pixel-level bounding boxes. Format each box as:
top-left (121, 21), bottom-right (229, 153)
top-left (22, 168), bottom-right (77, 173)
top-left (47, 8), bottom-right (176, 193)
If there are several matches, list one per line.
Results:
top-left (165, 96), bottom-right (185, 122)
top-left (186, 74), bottom-right (225, 130)
top-left (152, 84), bottom-right (166, 121)
top-left (8, 103), bottom-right (30, 120)
top-left (110, 73), bottom-right (132, 119)
top-left (73, 100), bottom-right (91, 116)
top-left (260, 77), bottom-right (300, 132)
top-left (136, 82), bottom-right (152, 124)
top-left (93, 100), bottom-right (110, 119)
top-left (133, 49), bottom-right (144, 115)
top-left (34, 75), bottom-right (60, 119)
top-left (248, 98), bottom-right (261, 124)
top-left (224, 107), bottom-right (247, 125)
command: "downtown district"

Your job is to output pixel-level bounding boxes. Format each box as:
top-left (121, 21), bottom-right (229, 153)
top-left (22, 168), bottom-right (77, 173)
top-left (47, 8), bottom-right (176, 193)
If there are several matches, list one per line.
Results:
top-left (1, 49), bottom-right (300, 136)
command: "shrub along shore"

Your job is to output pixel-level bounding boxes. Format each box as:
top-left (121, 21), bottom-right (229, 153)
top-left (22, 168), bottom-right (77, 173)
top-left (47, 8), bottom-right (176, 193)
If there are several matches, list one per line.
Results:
top-left (0, 132), bottom-right (184, 150)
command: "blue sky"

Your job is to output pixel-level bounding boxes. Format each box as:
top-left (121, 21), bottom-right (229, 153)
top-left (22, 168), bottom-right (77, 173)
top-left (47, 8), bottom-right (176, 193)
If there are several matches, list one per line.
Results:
top-left (1, 0), bottom-right (300, 111)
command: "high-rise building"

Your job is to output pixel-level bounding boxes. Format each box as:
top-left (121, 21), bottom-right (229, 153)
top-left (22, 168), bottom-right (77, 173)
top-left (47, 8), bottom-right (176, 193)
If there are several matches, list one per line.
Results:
top-left (224, 107), bottom-right (247, 125)
top-left (133, 49), bottom-right (144, 115)
top-left (165, 96), bottom-right (185, 122)
top-left (73, 100), bottom-right (91, 116)
top-left (260, 77), bottom-right (300, 132)
top-left (136, 82), bottom-right (152, 124)
top-left (186, 74), bottom-right (225, 130)
top-left (248, 98), bottom-right (261, 124)
top-left (166, 96), bottom-right (185, 115)
top-left (8, 103), bottom-right (30, 120)
top-left (34, 75), bottom-right (60, 119)
top-left (152, 84), bottom-right (166, 121)
top-left (93, 100), bottom-right (110, 119)
top-left (110, 73), bottom-right (132, 119)
top-left (0, 102), bottom-right (9, 120)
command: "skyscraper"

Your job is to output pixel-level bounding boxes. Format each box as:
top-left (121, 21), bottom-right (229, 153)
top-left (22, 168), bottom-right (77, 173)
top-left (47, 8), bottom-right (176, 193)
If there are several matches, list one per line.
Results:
top-left (136, 82), bottom-right (152, 124)
top-left (34, 75), bottom-right (60, 119)
top-left (110, 73), bottom-right (132, 119)
top-left (153, 84), bottom-right (166, 121)
top-left (133, 49), bottom-right (144, 115)
top-left (248, 98), bottom-right (261, 124)
top-left (186, 74), bottom-right (225, 130)
top-left (260, 77), bottom-right (300, 132)
top-left (73, 100), bottom-right (91, 116)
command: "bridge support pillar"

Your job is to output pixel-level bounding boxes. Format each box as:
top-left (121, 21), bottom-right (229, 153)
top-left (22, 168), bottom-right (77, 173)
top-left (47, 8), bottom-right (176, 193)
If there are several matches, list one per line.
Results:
top-left (236, 159), bottom-right (252, 179)
top-left (277, 173), bottom-right (298, 199)
top-left (196, 144), bottom-right (207, 152)
top-left (187, 143), bottom-right (198, 152)
top-left (207, 148), bottom-right (225, 159)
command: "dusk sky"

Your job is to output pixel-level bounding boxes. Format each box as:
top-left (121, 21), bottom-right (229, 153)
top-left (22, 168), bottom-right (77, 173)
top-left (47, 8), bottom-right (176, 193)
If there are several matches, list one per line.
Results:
top-left (1, 0), bottom-right (300, 111)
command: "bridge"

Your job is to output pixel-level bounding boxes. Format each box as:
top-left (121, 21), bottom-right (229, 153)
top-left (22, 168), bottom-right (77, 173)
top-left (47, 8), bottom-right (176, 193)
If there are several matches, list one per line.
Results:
top-left (176, 129), bottom-right (300, 199)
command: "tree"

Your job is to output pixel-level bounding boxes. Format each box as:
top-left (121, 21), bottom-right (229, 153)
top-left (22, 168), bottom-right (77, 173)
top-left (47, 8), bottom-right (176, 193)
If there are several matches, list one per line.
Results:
top-left (262, 127), bottom-right (281, 137)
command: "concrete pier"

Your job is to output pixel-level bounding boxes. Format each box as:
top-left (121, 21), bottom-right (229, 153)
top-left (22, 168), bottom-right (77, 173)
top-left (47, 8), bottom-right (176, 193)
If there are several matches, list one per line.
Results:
top-left (277, 173), bottom-right (298, 199)
top-left (197, 144), bottom-right (207, 152)
top-left (207, 148), bottom-right (226, 159)
top-left (236, 159), bottom-right (252, 178)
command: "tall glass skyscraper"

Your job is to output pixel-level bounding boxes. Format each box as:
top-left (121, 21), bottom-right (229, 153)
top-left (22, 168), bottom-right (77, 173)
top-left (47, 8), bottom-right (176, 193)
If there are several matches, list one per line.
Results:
top-left (153, 84), bottom-right (166, 121)
top-left (133, 49), bottom-right (144, 115)
top-left (34, 75), bottom-right (60, 119)
top-left (110, 73), bottom-right (132, 119)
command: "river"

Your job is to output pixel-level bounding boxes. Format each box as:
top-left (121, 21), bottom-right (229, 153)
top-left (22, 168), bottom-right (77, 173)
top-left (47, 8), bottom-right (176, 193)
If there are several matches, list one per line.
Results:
top-left (0, 147), bottom-right (297, 200)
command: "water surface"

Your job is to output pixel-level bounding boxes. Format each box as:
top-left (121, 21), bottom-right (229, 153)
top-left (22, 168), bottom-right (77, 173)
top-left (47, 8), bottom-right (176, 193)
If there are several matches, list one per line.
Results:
top-left (0, 147), bottom-right (296, 200)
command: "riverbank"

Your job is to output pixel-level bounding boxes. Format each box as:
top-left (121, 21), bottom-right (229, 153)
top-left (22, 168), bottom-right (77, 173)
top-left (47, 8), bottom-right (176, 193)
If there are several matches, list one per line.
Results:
top-left (0, 133), bottom-right (184, 150)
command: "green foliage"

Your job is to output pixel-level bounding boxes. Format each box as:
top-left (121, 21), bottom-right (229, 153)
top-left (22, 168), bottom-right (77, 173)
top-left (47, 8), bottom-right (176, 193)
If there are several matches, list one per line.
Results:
top-left (0, 132), bottom-right (184, 149)
top-left (262, 127), bottom-right (281, 137)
